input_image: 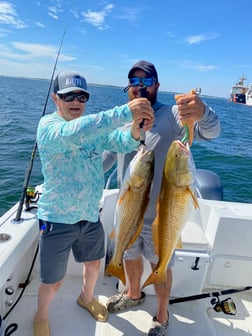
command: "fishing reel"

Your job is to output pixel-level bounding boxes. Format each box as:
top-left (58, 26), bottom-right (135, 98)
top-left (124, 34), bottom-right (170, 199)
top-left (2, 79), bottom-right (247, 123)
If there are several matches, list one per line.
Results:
top-left (25, 186), bottom-right (40, 211)
top-left (211, 296), bottom-right (236, 315)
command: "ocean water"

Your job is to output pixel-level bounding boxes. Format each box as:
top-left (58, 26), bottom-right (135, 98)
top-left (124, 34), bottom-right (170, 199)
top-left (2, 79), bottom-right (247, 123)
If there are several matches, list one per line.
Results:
top-left (0, 76), bottom-right (251, 217)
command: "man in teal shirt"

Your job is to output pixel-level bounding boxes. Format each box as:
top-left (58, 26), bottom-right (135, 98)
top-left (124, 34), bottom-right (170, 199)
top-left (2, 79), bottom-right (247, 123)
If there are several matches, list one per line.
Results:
top-left (34, 71), bottom-right (154, 336)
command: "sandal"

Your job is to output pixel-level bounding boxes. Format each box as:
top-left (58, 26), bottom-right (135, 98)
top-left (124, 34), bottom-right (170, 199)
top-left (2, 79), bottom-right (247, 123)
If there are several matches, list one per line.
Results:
top-left (77, 296), bottom-right (108, 322)
top-left (33, 319), bottom-right (51, 336)
top-left (107, 291), bottom-right (146, 313)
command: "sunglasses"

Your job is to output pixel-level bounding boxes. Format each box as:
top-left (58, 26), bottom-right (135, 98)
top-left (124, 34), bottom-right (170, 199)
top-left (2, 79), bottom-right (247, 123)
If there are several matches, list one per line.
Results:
top-left (129, 77), bottom-right (156, 87)
top-left (58, 92), bottom-right (89, 103)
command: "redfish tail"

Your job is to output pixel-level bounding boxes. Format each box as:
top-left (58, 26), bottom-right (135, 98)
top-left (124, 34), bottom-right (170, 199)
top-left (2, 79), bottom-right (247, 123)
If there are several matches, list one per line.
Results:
top-left (175, 90), bottom-right (196, 146)
top-left (187, 119), bottom-right (195, 146)
top-left (142, 270), bottom-right (167, 289)
top-left (105, 259), bottom-right (126, 286)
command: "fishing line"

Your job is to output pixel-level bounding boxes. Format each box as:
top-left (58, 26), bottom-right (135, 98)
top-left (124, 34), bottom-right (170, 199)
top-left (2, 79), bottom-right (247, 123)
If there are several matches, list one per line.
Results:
top-left (14, 28), bottom-right (66, 222)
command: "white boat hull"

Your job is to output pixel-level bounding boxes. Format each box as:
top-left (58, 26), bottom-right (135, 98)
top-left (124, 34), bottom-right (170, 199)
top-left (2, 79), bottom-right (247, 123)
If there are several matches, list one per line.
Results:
top-left (1, 190), bottom-right (252, 335)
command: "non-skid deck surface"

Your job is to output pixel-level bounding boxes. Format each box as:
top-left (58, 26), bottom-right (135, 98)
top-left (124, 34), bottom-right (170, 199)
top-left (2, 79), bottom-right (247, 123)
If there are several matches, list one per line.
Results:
top-left (3, 272), bottom-right (252, 336)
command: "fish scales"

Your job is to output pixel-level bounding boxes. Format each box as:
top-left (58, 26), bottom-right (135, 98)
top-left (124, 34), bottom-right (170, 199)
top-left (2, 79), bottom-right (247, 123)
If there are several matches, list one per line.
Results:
top-left (142, 140), bottom-right (198, 288)
top-left (105, 148), bottom-right (154, 285)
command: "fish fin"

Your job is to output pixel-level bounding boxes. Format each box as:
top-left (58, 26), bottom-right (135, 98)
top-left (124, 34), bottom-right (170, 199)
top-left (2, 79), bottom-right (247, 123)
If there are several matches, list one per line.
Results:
top-left (105, 259), bottom-right (126, 286)
top-left (182, 89), bottom-right (196, 145)
top-left (175, 90), bottom-right (197, 146)
top-left (109, 228), bottom-right (115, 239)
top-left (188, 187), bottom-right (199, 209)
top-left (152, 215), bottom-right (159, 256)
top-left (142, 269), bottom-right (167, 288)
top-left (117, 187), bottom-right (130, 205)
top-left (185, 119), bottom-right (194, 146)
top-left (176, 236), bottom-right (183, 249)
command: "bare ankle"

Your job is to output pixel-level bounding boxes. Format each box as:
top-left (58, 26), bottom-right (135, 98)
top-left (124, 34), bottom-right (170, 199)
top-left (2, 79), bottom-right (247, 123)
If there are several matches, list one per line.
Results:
top-left (34, 312), bottom-right (48, 322)
top-left (127, 290), bottom-right (143, 300)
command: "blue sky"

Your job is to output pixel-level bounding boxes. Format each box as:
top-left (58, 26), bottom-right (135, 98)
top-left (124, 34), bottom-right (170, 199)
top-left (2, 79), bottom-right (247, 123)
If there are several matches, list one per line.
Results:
top-left (0, 0), bottom-right (251, 98)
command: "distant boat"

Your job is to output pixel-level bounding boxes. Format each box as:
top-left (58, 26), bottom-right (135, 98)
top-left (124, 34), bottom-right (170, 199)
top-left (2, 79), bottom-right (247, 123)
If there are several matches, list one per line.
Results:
top-left (229, 76), bottom-right (252, 105)
top-left (246, 84), bottom-right (252, 106)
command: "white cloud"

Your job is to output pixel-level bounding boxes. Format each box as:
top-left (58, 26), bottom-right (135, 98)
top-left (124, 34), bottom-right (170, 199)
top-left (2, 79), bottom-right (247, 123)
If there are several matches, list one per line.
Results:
top-left (115, 6), bottom-right (139, 23)
top-left (70, 8), bottom-right (80, 19)
top-left (0, 28), bottom-right (9, 37)
top-left (185, 33), bottom-right (220, 45)
top-left (181, 61), bottom-right (218, 72)
top-left (0, 39), bottom-right (77, 79)
top-left (47, 0), bottom-right (64, 20)
top-left (82, 4), bottom-right (114, 30)
top-left (192, 64), bottom-right (218, 72)
top-left (0, 1), bottom-right (27, 28)
top-left (0, 42), bottom-right (75, 62)
top-left (0, 58), bottom-right (56, 78)
top-left (48, 6), bottom-right (59, 19)
top-left (35, 21), bottom-right (45, 28)
top-left (166, 31), bottom-right (175, 38)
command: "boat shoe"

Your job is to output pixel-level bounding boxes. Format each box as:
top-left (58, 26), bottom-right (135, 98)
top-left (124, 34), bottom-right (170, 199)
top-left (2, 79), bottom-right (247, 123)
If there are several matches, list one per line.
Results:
top-left (106, 291), bottom-right (146, 312)
top-left (147, 315), bottom-right (169, 336)
top-left (33, 319), bottom-right (51, 336)
top-left (77, 295), bottom-right (108, 322)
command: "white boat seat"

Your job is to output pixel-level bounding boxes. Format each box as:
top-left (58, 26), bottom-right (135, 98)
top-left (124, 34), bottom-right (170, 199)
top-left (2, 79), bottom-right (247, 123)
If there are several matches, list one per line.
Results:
top-left (99, 189), bottom-right (119, 234)
top-left (180, 220), bottom-right (210, 252)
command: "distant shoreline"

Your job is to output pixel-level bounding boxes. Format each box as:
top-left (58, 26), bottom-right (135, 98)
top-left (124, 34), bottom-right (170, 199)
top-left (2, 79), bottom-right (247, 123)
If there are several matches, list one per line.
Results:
top-left (0, 75), bottom-right (226, 99)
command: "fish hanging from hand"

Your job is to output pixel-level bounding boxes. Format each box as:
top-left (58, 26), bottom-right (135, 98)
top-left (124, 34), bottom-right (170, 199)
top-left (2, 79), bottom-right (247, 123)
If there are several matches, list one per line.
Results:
top-left (105, 147), bottom-right (154, 285)
top-left (142, 140), bottom-right (199, 288)
top-left (175, 89), bottom-right (200, 146)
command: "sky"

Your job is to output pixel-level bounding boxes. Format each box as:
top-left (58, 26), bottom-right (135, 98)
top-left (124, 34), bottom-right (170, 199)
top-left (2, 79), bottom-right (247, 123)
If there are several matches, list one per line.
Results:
top-left (0, 0), bottom-right (251, 98)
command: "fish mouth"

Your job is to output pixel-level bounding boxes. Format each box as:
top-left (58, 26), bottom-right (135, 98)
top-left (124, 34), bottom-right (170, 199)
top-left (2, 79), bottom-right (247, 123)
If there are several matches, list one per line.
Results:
top-left (175, 140), bottom-right (190, 156)
top-left (138, 147), bottom-right (154, 161)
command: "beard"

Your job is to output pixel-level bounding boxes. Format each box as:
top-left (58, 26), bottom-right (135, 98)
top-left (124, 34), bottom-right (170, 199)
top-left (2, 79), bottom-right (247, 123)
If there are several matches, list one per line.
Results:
top-left (128, 87), bottom-right (157, 106)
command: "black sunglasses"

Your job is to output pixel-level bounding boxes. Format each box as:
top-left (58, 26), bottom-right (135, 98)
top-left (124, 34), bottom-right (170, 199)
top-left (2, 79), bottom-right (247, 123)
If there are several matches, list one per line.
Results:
top-left (58, 92), bottom-right (89, 103)
top-left (129, 77), bottom-right (156, 87)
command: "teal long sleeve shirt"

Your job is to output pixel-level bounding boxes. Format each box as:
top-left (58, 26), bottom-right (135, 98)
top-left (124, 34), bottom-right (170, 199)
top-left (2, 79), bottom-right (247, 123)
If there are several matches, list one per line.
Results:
top-left (37, 104), bottom-right (138, 224)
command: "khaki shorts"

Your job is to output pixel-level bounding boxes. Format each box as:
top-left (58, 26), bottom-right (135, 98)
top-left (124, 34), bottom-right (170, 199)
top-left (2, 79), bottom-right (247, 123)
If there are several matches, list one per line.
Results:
top-left (123, 220), bottom-right (175, 267)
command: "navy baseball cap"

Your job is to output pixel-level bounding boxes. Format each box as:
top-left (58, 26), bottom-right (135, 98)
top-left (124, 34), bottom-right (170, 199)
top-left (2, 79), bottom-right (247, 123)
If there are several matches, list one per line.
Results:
top-left (128, 60), bottom-right (158, 81)
top-left (53, 71), bottom-right (90, 97)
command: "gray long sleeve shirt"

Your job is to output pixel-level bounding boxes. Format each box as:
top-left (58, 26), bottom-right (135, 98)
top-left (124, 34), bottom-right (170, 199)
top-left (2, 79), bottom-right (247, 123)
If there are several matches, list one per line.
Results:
top-left (102, 100), bottom-right (220, 222)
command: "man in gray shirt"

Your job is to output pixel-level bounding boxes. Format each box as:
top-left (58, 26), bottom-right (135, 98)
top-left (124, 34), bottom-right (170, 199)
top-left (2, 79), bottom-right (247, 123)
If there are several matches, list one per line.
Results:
top-left (103, 60), bottom-right (220, 336)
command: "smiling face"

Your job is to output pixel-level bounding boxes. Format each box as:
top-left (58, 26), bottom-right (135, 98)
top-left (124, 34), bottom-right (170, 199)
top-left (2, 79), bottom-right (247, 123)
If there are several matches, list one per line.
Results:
top-left (52, 90), bottom-right (86, 121)
top-left (127, 69), bottom-right (160, 106)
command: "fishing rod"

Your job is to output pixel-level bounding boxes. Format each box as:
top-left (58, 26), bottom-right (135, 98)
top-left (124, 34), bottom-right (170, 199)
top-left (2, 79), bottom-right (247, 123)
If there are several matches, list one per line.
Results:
top-left (14, 28), bottom-right (66, 222)
top-left (138, 86), bottom-right (147, 149)
top-left (169, 286), bottom-right (252, 315)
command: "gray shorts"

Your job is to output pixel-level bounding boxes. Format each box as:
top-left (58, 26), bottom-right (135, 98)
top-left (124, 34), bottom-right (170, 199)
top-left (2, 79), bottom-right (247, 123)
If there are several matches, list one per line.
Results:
top-left (123, 220), bottom-right (175, 267)
top-left (39, 219), bottom-right (105, 284)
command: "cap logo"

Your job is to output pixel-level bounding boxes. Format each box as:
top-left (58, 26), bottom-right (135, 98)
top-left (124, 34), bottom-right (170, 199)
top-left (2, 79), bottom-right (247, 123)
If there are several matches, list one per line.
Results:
top-left (66, 78), bottom-right (82, 86)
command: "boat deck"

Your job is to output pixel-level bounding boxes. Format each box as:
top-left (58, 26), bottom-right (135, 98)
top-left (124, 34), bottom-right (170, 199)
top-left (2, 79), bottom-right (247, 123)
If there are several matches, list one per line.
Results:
top-left (1, 196), bottom-right (252, 335)
top-left (3, 270), bottom-right (252, 335)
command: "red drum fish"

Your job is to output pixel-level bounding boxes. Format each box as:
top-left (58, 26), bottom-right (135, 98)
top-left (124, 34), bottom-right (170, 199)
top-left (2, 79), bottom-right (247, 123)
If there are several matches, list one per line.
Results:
top-left (105, 147), bottom-right (154, 285)
top-left (142, 140), bottom-right (199, 288)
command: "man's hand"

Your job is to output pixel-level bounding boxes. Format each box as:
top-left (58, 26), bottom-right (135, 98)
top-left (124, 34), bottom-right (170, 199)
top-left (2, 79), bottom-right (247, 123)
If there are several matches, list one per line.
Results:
top-left (175, 92), bottom-right (205, 124)
top-left (128, 98), bottom-right (154, 140)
